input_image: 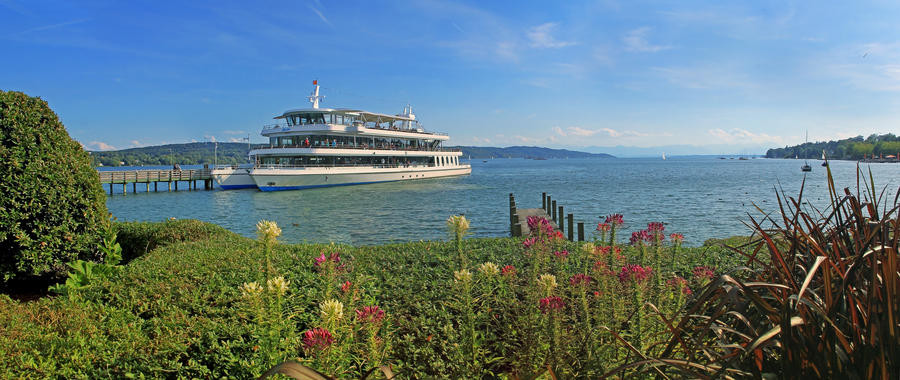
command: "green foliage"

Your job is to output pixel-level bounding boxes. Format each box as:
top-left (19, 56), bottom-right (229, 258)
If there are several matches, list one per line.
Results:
top-left (766, 133), bottom-right (900, 160)
top-left (0, 91), bottom-right (108, 285)
top-left (114, 219), bottom-right (233, 262)
top-left (0, 218), bottom-right (737, 378)
top-left (49, 220), bottom-right (123, 297)
top-left (90, 142), bottom-right (259, 167)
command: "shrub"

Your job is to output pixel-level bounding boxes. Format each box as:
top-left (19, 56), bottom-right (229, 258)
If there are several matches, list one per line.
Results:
top-left (0, 91), bottom-right (108, 286)
top-left (620, 167), bottom-right (900, 378)
top-left (114, 219), bottom-right (234, 262)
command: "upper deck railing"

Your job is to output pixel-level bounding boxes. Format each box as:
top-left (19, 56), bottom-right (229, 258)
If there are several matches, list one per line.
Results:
top-left (260, 123), bottom-right (449, 137)
top-left (250, 143), bottom-right (461, 153)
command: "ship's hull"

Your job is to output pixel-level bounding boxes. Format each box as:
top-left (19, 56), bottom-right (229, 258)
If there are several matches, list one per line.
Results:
top-left (212, 167), bottom-right (257, 189)
top-left (250, 165), bottom-right (471, 191)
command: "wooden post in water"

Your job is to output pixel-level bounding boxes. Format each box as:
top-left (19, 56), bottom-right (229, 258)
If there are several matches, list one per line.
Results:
top-left (132, 182), bottom-right (136, 194)
top-left (174, 181), bottom-right (178, 191)
top-left (509, 193), bottom-right (517, 236)
top-left (123, 181), bottom-right (127, 195)
top-left (558, 206), bottom-right (564, 235)
top-left (546, 195), bottom-right (552, 214)
top-left (577, 222), bottom-right (585, 241)
top-left (567, 214), bottom-right (574, 241)
top-left (513, 222), bottom-right (522, 237)
top-left (551, 200), bottom-right (557, 223)
top-left (542, 192), bottom-right (547, 210)
top-left (154, 182), bottom-right (158, 192)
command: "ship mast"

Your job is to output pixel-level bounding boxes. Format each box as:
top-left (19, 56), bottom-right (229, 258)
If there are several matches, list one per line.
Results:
top-left (308, 80), bottom-right (324, 109)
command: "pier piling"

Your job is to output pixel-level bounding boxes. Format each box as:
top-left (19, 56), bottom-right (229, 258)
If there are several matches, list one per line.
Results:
top-left (567, 214), bottom-right (574, 241)
top-left (577, 222), bottom-right (584, 241)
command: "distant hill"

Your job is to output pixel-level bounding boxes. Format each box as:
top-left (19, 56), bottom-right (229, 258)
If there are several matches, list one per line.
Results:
top-left (89, 142), bottom-right (256, 167)
top-left (87, 142), bottom-right (613, 167)
top-left (765, 134), bottom-right (900, 160)
top-left (455, 146), bottom-right (614, 159)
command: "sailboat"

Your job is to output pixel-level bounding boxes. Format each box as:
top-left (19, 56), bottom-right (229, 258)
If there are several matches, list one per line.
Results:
top-left (821, 150), bottom-right (828, 167)
top-left (662, 152), bottom-right (666, 160)
top-left (801, 131), bottom-right (812, 172)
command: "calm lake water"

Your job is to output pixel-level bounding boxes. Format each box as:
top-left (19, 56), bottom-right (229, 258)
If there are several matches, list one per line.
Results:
top-left (105, 158), bottom-right (900, 246)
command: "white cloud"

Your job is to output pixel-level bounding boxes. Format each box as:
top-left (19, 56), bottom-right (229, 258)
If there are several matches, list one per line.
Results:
top-left (553, 126), bottom-right (651, 139)
top-left (86, 141), bottom-right (116, 151)
top-left (228, 137), bottom-right (245, 143)
top-left (471, 136), bottom-right (492, 144)
top-left (129, 140), bottom-right (144, 147)
top-left (707, 128), bottom-right (783, 144)
top-left (222, 130), bottom-right (247, 135)
top-left (623, 27), bottom-right (671, 53)
top-left (527, 23), bottom-right (576, 48)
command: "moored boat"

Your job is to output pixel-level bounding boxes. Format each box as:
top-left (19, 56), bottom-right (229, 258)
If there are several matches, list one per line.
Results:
top-left (247, 81), bottom-right (471, 191)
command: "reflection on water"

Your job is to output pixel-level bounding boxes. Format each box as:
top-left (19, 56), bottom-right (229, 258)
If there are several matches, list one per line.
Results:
top-left (106, 158), bottom-right (900, 246)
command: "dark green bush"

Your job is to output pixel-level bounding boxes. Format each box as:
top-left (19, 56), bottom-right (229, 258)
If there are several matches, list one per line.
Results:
top-left (114, 219), bottom-right (236, 262)
top-left (0, 91), bottom-right (108, 285)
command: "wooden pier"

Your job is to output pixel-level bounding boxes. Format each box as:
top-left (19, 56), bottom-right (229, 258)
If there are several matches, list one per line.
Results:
top-left (509, 192), bottom-right (585, 241)
top-left (98, 166), bottom-right (214, 195)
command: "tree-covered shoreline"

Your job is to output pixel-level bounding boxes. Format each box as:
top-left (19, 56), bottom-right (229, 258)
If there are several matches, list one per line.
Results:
top-left (766, 133), bottom-right (900, 160)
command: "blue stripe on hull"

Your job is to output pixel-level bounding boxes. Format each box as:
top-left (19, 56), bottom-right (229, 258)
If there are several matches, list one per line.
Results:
top-left (219, 184), bottom-right (258, 190)
top-left (258, 180), bottom-right (393, 192)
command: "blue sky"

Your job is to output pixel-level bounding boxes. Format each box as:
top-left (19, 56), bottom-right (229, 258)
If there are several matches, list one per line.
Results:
top-left (3, 1), bottom-right (900, 154)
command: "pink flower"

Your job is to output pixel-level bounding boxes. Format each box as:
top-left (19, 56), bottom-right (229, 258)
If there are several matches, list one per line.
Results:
top-left (596, 222), bottom-right (611, 232)
top-left (666, 276), bottom-right (691, 295)
top-left (605, 214), bottom-right (624, 226)
top-left (647, 222), bottom-right (665, 234)
top-left (523, 237), bottom-right (537, 249)
top-left (501, 265), bottom-right (517, 276)
top-left (538, 296), bottom-right (565, 313)
top-left (341, 281), bottom-right (352, 293)
top-left (314, 252), bottom-right (343, 270)
top-left (356, 305), bottom-right (386, 324)
top-left (302, 328), bottom-right (334, 351)
top-left (553, 250), bottom-right (569, 260)
top-left (552, 230), bottom-right (564, 240)
top-left (595, 245), bottom-right (611, 256)
top-left (630, 230), bottom-right (651, 246)
top-left (693, 266), bottom-right (716, 282)
top-left (669, 233), bottom-right (684, 244)
top-left (569, 273), bottom-right (592, 286)
top-left (618, 264), bottom-right (653, 284)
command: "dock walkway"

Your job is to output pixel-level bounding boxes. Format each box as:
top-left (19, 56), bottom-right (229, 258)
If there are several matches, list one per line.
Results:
top-left (98, 167), bottom-right (214, 195)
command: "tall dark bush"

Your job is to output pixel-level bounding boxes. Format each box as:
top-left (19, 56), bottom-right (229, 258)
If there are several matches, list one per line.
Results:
top-left (0, 91), bottom-right (108, 285)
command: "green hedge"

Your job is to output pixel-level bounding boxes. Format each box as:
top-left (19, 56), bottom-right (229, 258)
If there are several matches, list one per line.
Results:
top-left (0, 91), bottom-right (108, 285)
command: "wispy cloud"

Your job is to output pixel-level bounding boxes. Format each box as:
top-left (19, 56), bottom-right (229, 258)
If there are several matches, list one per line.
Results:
top-left (707, 128), bottom-right (782, 144)
top-left (307, 3), bottom-right (333, 27)
top-left (652, 66), bottom-right (755, 90)
top-left (622, 27), bottom-right (671, 53)
top-left (9, 18), bottom-right (91, 37)
top-left (527, 23), bottom-right (576, 48)
top-left (222, 130), bottom-right (248, 135)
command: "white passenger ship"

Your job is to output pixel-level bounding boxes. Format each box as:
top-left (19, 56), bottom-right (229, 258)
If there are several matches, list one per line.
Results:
top-left (215, 81), bottom-right (471, 191)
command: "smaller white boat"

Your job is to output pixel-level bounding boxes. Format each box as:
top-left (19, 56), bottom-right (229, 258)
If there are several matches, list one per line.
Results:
top-left (212, 163), bottom-right (256, 189)
top-left (662, 152), bottom-right (666, 160)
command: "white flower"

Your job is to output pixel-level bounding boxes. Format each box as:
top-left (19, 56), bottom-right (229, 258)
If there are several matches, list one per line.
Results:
top-left (320, 299), bottom-right (344, 322)
top-left (240, 281), bottom-right (264, 300)
top-left (256, 220), bottom-right (282, 241)
top-left (267, 276), bottom-right (290, 296)
top-left (453, 269), bottom-right (473, 283)
top-left (446, 215), bottom-right (470, 240)
top-left (478, 262), bottom-right (500, 276)
top-left (537, 274), bottom-right (558, 294)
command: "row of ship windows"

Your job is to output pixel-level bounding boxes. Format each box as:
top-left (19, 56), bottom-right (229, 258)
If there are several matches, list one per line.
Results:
top-left (269, 135), bottom-right (439, 150)
top-left (285, 113), bottom-right (417, 130)
top-left (257, 155), bottom-right (459, 167)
